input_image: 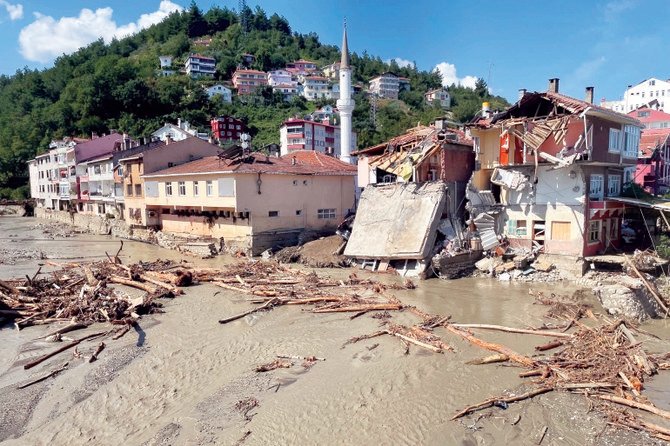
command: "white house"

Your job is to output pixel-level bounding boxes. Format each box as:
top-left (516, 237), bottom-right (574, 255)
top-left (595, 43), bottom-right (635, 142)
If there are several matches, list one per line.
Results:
top-left (272, 84), bottom-right (299, 101)
top-left (267, 70), bottom-right (294, 87)
top-left (158, 56), bottom-right (175, 76)
top-left (601, 78), bottom-right (670, 113)
top-left (369, 72), bottom-right (401, 99)
top-left (185, 54), bottom-right (216, 78)
top-left (302, 76), bottom-right (330, 101)
top-left (205, 84), bottom-right (232, 102)
top-left (425, 88), bottom-right (451, 109)
top-left (152, 119), bottom-right (209, 142)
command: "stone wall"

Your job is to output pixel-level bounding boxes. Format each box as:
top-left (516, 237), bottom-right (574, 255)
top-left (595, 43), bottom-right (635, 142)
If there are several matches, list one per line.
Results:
top-left (0, 205), bottom-right (26, 216)
top-left (594, 275), bottom-right (663, 320)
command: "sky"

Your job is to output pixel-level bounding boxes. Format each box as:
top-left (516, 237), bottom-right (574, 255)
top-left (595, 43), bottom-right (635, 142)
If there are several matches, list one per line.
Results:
top-left (0, 0), bottom-right (668, 103)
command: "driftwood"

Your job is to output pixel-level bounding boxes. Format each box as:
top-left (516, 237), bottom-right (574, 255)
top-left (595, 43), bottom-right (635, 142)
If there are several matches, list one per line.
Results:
top-left (24, 331), bottom-right (106, 370)
top-left (444, 325), bottom-right (535, 367)
top-left (625, 256), bottom-right (669, 316)
top-left (597, 394), bottom-right (670, 420)
top-left (18, 362), bottom-right (69, 389)
top-left (109, 276), bottom-right (157, 294)
top-left (312, 303), bottom-right (403, 313)
top-left (276, 354), bottom-right (326, 362)
top-left (451, 324), bottom-right (573, 339)
top-left (466, 354), bottom-right (509, 365)
top-left (451, 387), bottom-right (553, 420)
top-left (218, 298), bottom-right (281, 324)
top-left (255, 359), bottom-right (293, 372)
top-left (89, 342), bottom-right (106, 363)
top-left (535, 340), bottom-right (564, 352)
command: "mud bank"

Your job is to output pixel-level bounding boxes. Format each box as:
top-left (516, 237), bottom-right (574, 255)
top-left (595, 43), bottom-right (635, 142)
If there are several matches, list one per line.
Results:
top-left (1, 216), bottom-right (669, 446)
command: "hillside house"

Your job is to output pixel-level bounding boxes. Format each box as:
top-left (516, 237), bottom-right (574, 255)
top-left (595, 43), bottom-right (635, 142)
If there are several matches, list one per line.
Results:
top-left (205, 84), bottom-right (232, 102)
top-left (185, 54), bottom-right (216, 78)
top-left (232, 69), bottom-right (268, 95)
top-left (369, 72), bottom-right (401, 99)
top-left (211, 116), bottom-right (247, 142)
top-left (152, 119), bottom-right (208, 142)
top-left (301, 76), bottom-right (330, 101)
top-left (469, 79), bottom-right (643, 265)
top-left (286, 59), bottom-right (318, 76)
top-left (267, 70), bottom-right (294, 86)
top-left (425, 88), bottom-right (451, 109)
top-left (279, 118), bottom-right (357, 159)
top-left (141, 150), bottom-right (356, 255)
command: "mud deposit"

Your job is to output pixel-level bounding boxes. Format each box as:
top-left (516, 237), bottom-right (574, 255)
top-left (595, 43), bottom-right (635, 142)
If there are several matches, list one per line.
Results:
top-left (1, 216), bottom-right (669, 445)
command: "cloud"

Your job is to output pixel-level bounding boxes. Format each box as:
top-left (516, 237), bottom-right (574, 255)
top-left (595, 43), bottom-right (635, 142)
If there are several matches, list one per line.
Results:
top-left (573, 56), bottom-right (606, 81)
top-left (434, 61), bottom-right (478, 89)
top-left (387, 57), bottom-right (414, 69)
top-left (0, 0), bottom-right (23, 20)
top-left (604, 0), bottom-right (636, 22)
top-left (19, 1), bottom-right (183, 63)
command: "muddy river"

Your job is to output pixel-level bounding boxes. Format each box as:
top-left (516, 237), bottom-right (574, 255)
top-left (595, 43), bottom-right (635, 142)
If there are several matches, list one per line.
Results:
top-left (1, 216), bottom-right (669, 445)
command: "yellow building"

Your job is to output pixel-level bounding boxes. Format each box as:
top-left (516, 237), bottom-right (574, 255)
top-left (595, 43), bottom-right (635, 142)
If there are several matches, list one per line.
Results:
top-left (142, 150), bottom-right (357, 254)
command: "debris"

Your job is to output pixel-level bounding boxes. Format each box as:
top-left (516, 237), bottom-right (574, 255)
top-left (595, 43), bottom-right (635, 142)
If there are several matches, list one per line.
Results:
top-left (89, 342), bottom-right (106, 363)
top-left (24, 331), bottom-right (106, 370)
top-left (17, 362), bottom-right (69, 389)
top-left (255, 359), bottom-right (292, 372)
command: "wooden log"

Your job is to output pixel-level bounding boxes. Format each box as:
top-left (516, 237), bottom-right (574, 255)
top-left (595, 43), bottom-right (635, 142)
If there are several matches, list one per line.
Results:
top-left (0, 279), bottom-right (19, 295)
top-left (37, 322), bottom-right (91, 340)
top-left (558, 382), bottom-right (616, 390)
top-left (89, 342), bottom-right (105, 363)
top-left (218, 298), bottom-right (281, 324)
top-left (625, 257), bottom-right (669, 316)
top-left (451, 387), bottom-right (553, 420)
top-left (598, 394), bottom-right (670, 420)
top-left (535, 340), bottom-right (564, 352)
top-left (24, 331), bottom-right (106, 370)
top-left (466, 354), bottom-right (509, 365)
top-left (312, 303), bottom-right (403, 313)
top-left (109, 276), bottom-right (157, 294)
top-left (451, 324), bottom-right (572, 339)
top-left (277, 354), bottom-right (326, 361)
top-left (112, 324), bottom-right (132, 340)
top-left (18, 362), bottom-right (69, 389)
top-left (387, 331), bottom-right (444, 353)
top-left (444, 325), bottom-right (535, 367)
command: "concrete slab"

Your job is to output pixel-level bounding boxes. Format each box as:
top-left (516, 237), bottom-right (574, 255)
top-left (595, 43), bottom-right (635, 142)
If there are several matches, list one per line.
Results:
top-left (344, 182), bottom-right (447, 260)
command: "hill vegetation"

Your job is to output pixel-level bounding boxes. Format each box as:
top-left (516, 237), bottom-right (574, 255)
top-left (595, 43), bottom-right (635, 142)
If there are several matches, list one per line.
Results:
top-left (0, 2), bottom-right (510, 199)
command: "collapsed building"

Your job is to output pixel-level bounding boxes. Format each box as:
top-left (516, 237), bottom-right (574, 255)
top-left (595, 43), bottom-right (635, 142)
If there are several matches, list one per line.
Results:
top-left (468, 79), bottom-right (643, 274)
top-left (345, 122), bottom-right (475, 277)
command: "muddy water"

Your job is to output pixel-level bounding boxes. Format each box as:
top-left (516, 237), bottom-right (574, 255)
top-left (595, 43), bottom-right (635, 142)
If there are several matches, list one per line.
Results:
top-left (0, 216), bottom-right (668, 445)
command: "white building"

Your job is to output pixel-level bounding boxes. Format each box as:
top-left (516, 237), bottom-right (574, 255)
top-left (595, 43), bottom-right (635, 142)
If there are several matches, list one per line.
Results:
top-left (158, 55), bottom-right (174, 76)
top-left (185, 54), bottom-right (216, 78)
top-left (152, 119), bottom-right (208, 142)
top-left (279, 118), bottom-right (357, 160)
top-left (267, 70), bottom-right (294, 86)
top-left (322, 62), bottom-right (341, 80)
top-left (29, 139), bottom-right (79, 210)
top-left (601, 77), bottom-right (670, 113)
top-left (79, 154), bottom-right (118, 216)
top-left (272, 84), bottom-right (299, 101)
top-left (369, 72), bottom-right (401, 99)
top-left (302, 76), bottom-right (330, 101)
top-left (205, 84), bottom-right (232, 102)
top-left (425, 88), bottom-right (451, 109)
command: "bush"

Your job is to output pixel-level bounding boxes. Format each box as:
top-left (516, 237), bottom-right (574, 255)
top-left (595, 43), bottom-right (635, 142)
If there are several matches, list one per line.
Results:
top-left (657, 235), bottom-right (670, 260)
top-left (0, 186), bottom-right (29, 200)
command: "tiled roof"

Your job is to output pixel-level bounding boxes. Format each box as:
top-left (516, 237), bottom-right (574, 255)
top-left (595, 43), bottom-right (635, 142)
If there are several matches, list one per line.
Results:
top-left (282, 118), bottom-right (338, 129)
top-left (353, 125), bottom-right (472, 156)
top-left (144, 151), bottom-right (356, 178)
top-left (75, 133), bottom-right (124, 162)
top-left (627, 107), bottom-right (670, 124)
top-left (639, 128), bottom-right (670, 157)
top-left (234, 69), bottom-right (266, 75)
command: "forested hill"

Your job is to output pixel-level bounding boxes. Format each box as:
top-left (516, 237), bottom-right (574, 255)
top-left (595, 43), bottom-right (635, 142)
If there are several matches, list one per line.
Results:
top-left (0, 2), bottom-right (510, 198)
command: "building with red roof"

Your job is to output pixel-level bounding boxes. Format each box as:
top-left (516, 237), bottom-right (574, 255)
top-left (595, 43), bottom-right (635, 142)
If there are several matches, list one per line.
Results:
top-left (232, 69), bottom-right (268, 95)
top-left (627, 107), bottom-right (670, 129)
top-left (141, 150), bottom-right (356, 254)
top-left (279, 118), bottom-right (357, 160)
top-left (634, 128), bottom-right (670, 194)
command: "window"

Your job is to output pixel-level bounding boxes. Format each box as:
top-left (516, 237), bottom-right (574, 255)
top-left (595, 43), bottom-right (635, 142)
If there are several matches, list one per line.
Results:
top-left (317, 208), bottom-right (336, 219)
top-left (167, 162), bottom-right (175, 168)
top-left (178, 181), bottom-right (186, 196)
top-left (126, 184), bottom-right (133, 196)
top-left (608, 128), bottom-right (621, 153)
top-left (118, 165), bottom-right (124, 176)
top-left (608, 175), bottom-right (621, 197)
top-left (590, 174), bottom-right (604, 200)
top-left (296, 210), bottom-right (302, 216)
top-left (588, 220), bottom-right (601, 244)
top-left (135, 184), bottom-right (142, 196)
top-left (165, 182), bottom-right (173, 196)
top-left (623, 125), bottom-right (640, 158)
top-left (161, 208), bottom-right (171, 214)
top-left (206, 180), bottom-right (213, 196)
top-left (268, 211), bottom-right (279, 217)
top-left (193, 181), bottom-right (199, 196)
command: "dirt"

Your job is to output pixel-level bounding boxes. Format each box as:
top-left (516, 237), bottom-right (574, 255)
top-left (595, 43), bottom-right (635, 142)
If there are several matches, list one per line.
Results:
top-left (1, 216), bottom-right (669, 446)
top-left (275, 235), bottom-right (349, 268)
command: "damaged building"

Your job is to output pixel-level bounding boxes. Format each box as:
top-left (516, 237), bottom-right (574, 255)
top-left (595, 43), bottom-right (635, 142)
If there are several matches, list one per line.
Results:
top-left (468, 79), bottom-right (643, 274)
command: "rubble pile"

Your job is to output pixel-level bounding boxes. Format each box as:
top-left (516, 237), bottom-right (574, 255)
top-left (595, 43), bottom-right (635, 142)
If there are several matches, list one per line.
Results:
top-left (33, 222), bottom-right (83, 239)
top-left (274, 235), bottom-right (350, 268)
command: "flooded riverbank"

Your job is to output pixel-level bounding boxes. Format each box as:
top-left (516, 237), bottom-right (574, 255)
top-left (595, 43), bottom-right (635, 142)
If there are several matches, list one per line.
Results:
top-left (1, 216), bottom-right (669, 445)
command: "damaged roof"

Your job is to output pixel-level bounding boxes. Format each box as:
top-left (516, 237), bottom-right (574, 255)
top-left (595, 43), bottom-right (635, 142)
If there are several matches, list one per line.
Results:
top-left (143, 150), bottom-right (357, 178)
top-left (639, 128), bottom-right (670, 157)
top-left (473, 91), bottom-right (642, 128)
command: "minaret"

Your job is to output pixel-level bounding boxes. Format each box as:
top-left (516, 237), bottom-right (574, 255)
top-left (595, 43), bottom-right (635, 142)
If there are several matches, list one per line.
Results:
top-left (337, 21), bottom-right (354, 164)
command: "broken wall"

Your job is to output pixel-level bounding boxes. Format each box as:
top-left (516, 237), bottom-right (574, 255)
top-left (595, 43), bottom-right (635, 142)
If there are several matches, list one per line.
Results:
top-left (344, 182), bottom-right (446, 260)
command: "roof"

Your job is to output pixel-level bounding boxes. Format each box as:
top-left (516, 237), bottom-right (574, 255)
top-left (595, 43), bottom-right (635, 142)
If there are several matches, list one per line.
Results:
top-left (639, 128), bottom-right (670, 157)
top-left (83, 154), bottom-right (113, 164)
top-left (75, 133), bottom-right (124, 162)
top-left (370, 72), bottom-right (399, 81)
top-left (282, 118), bottom-right (338, 129)
top-left (188, 54), bottom-right (214, 60)
top-left (292, 59), bottom-right (317, 64)
top-left (353, 125), bottom-right (472, 156)
top-left (143, 150), bottom-right (356, 178)
top-left (234, 69), bottom-right (266, 75)
top-left (477, 91), bottom-right (642, 128)
top-left (425, 88), bottom-right (447, 95)
top-left (304, 76), bottom-right (328, 81)
top-left (627, 107), bottom-right (670, 124)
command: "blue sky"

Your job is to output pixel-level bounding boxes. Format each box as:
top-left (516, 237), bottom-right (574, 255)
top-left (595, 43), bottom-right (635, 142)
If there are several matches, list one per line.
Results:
top-left (1, 0), bottom-right (668, 103)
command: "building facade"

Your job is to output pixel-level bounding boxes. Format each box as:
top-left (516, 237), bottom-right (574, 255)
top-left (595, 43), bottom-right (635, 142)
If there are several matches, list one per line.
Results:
top-left (211, 116), bottom-right (247, 142)
top-left (425, 88), bottom-right (451, 109)
top-left (285, 59), bottom-right (318, 75)
top-left (369, 72), bottom-right (401, 99)
top-left (205, 84), bottom-right (232, 102)
top-left (232, 69), bottom-right (268, 95)
top-left (601, 78), bottom-right (670, 113)
top-left (301, 76), bottom-right (330, 101)
top-left (185, 54), bottom-right (216, 78)
top-left (279, 118), bottom-right (357, 159)
top-left (267, 70), bottom-right (294, 87)
top-left (141, 151), bottom-right (356, 255)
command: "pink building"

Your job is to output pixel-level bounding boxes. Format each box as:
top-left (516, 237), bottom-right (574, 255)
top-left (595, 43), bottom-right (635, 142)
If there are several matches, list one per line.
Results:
top-left (635, 128), bottom-right (670, 194)
top-left (279, 118), bottom-right (357, 160)
top-left (232, 69), bottom-right (268, 95)
top-left (285, 59), bottom-right (318, 75)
